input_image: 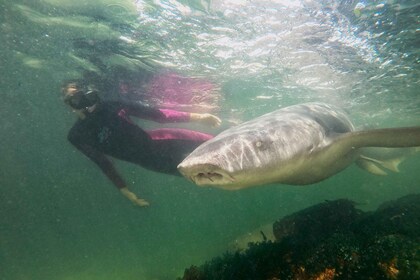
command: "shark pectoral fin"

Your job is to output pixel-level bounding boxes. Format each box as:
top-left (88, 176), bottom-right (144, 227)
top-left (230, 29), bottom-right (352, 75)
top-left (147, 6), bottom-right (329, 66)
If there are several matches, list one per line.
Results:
top-left (331, 128), bottom-right (420, 177)
top-left (378, 158), bottom-right (403, 173)
top-left (358, 155), bottom-right (403, 173)
top-left (356, 157), bottom-right (388, 176)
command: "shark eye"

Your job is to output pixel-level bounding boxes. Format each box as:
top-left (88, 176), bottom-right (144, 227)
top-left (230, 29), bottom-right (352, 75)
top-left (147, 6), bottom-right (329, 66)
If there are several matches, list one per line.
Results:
top-left (254, 140), bottom-right (272, 150)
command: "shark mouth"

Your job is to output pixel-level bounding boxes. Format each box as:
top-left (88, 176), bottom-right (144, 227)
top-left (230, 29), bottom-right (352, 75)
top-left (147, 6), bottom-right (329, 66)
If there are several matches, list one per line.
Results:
top-left (186, 169), bottom-right (236, 186)
top-left (195, 172), bottom-right (224, 182)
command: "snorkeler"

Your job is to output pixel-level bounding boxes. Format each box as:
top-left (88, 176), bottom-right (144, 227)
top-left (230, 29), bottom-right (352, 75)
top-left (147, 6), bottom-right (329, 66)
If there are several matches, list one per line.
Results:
top-left (63, 81), bottom-right (221, 207)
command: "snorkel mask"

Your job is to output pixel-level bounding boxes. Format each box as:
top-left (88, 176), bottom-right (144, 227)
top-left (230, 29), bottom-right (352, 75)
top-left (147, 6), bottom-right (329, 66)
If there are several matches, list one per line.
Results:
top-left (64, 87), bottom-right (100, 110)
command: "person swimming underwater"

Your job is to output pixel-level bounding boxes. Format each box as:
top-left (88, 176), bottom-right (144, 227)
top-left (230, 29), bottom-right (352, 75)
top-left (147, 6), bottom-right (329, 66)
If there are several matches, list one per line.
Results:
top-left (63, 80), bottom-right (221, 207)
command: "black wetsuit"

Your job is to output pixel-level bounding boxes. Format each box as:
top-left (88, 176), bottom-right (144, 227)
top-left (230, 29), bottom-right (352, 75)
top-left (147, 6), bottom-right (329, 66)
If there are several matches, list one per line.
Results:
top-left (67, 101), bottom-right (212, 188)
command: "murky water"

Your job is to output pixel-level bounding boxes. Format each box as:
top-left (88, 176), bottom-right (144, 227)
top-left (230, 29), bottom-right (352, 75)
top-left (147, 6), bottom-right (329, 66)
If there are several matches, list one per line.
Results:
top-left (0, 0), bottom-right (419, 279)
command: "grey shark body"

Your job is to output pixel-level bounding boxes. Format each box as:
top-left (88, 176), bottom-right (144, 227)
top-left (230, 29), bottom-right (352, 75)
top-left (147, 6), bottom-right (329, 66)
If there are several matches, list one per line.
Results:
top-left (178, 103), bottom-right (420, 190)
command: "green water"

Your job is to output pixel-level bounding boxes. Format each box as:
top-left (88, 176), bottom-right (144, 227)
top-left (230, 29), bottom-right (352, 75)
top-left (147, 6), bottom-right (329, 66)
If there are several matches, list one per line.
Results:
top-left (1, 0), bottom-right (419, 279)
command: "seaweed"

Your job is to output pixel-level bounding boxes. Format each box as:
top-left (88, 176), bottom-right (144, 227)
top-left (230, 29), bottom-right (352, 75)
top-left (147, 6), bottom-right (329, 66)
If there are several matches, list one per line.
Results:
top-left (179, 194), bottom-right (420, 280)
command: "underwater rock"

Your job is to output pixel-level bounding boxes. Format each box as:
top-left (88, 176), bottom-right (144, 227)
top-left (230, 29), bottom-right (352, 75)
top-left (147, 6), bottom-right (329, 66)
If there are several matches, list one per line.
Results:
top-left (179, 194), bottom-right (420, 280)
top-left (356, 193), bottom-right (420, 239)
top-left (228, 223), bottom-right (275, 252)
top-left (273, 199), bottom-right (363, 245)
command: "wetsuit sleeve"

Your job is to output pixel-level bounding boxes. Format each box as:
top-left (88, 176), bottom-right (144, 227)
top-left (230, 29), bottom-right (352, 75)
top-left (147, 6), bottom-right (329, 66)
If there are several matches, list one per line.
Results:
top-left (122, 100), bottom-right (190, 123)
top-left (70, 142), bottom-right (126, 189)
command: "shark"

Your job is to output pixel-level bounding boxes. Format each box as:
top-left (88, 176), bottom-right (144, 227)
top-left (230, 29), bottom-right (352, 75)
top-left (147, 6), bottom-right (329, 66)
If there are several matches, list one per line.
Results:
top-left (178, 103), bottom-right (420, 190)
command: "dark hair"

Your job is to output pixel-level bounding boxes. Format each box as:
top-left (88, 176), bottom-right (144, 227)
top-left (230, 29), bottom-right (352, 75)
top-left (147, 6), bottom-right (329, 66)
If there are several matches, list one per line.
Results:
top-left (61, 79), bottom-right (87, 94)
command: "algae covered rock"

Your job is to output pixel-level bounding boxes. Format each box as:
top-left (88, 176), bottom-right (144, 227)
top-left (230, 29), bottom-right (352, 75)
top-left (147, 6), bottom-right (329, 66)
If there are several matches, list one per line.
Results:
top-left (179, 194), bottom-right (420, 280)
top-left (273, 199), bottom-right (363, 245)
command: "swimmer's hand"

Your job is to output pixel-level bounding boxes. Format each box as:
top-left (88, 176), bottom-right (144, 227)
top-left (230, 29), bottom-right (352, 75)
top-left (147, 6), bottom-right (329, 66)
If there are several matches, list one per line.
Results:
top-left (190, 113), bottom-right (222, 128)
top-left (120, 187), bottom-right (150, 207)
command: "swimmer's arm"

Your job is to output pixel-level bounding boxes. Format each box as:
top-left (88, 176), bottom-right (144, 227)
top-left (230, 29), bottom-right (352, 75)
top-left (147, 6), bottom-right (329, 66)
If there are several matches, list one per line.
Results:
top-left (120, 187), bottom-right (150, 207)
top-left (189, 113), bottom-right (221, 128)
top-left (71, 142), bottom-right (149, 207)
top-left (72, 143), bottom-right (126, 188)
top-left (151, 109), bottom-right (222, 127)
